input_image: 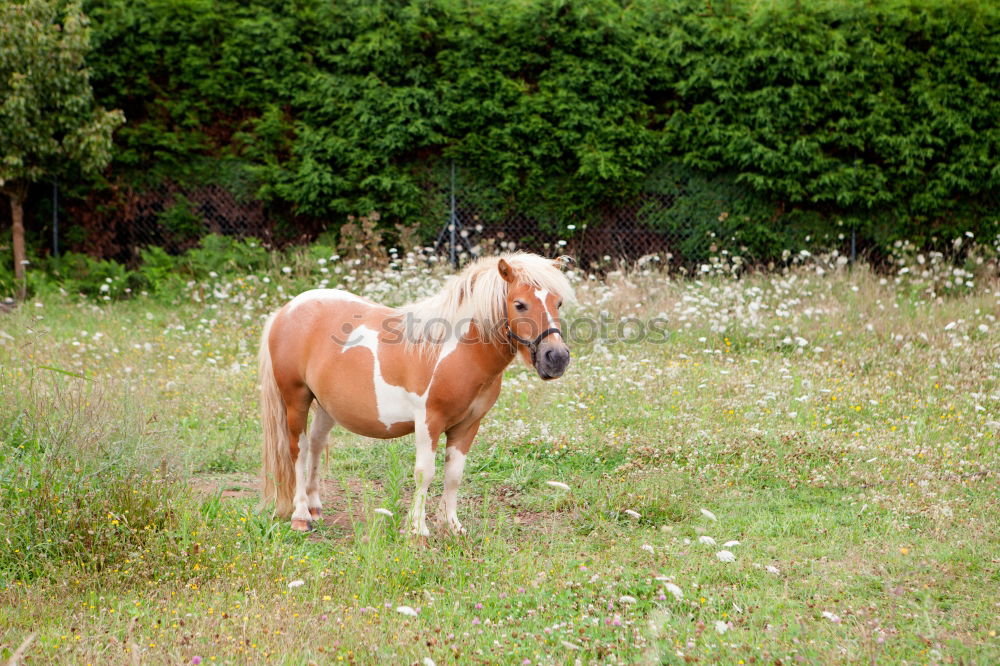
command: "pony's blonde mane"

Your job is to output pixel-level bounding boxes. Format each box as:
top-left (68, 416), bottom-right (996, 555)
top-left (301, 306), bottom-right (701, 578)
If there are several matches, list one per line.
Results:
top-left (397, 252), bottom-right (574, 352)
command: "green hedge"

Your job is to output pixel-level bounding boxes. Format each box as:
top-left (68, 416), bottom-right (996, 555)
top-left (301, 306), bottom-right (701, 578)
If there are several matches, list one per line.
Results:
top-left (76, 0), bottom-right (999, 255)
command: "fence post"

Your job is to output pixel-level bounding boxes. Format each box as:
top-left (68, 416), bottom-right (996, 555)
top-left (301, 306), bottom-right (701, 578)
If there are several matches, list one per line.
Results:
top-left (52, 180), bottom-right (59, 259)
top-left (433, 161), bottom-right (476, 265)
top-left (450, 161), bottom-right (457, 268)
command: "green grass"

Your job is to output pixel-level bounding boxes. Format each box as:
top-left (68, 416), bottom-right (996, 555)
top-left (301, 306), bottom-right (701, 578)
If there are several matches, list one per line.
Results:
top-left (1, 261), bottom-right (998, 664)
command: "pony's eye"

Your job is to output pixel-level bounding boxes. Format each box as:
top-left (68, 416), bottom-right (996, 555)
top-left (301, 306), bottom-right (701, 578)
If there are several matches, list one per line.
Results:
top-left (557, 300), bottom-right (563, 309)
top-left (514, 301), bottom-right (527, 312)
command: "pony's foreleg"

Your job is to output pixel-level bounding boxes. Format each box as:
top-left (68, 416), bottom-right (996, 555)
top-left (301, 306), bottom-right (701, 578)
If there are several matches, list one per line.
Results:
top-left (439, 420), bottom-right (481, 535)
top-left (408, 412), bottom-right (440, 538)
top-left (305, 407), bottom-right (335, 521)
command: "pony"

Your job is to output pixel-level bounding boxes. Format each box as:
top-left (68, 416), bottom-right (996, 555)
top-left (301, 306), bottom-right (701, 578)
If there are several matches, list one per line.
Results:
top-left (259, 252), bottom-right (574, 534)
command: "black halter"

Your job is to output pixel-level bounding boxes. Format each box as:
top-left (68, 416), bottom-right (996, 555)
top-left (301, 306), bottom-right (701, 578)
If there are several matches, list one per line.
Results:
top-left (505, 319), bottom-right (562, 366)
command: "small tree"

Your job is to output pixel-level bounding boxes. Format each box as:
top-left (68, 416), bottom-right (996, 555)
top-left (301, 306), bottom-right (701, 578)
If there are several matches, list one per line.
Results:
top-left (0, 0), bottom-right (123, 299)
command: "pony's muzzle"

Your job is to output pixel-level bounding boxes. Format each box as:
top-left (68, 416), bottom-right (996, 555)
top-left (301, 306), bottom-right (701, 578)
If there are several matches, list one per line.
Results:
top-left (536, 341), bottom-right (570, 379)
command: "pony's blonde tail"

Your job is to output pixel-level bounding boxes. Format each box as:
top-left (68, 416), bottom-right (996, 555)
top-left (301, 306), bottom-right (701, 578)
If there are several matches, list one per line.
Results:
top-left (259, 313), bottom-right (294, 518)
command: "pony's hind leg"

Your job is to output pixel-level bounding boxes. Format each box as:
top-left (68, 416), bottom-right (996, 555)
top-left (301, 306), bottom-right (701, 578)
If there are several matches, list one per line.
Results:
top-left (305, 406), bottom-right (335, 521)
top-left (285, 393), bottom-right (314, 532)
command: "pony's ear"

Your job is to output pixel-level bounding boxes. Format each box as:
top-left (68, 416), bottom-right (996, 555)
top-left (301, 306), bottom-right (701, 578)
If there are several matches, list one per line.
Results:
top-left (497, 258), bottom-right (514, 283)
top-left (552, 255), bottom-right (573, 270)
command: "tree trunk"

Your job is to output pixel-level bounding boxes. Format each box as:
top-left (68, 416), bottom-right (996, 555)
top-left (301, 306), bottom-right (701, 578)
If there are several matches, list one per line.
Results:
top-left (8, 184), bottom-right (28, 301)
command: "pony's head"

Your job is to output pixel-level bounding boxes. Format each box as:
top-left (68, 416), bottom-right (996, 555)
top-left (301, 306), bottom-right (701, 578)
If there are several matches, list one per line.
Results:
top-left (398, 252), bottom-right (574, 378)
top-left (496, 255), bottom-right (572, 380)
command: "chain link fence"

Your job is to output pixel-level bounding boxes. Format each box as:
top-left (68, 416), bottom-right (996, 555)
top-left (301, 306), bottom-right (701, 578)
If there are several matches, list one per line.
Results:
top-left (78, 163), bottom-right (719, 266)
top-left (420, 163), bottom-right (716, 267)
top-left (433, 190), bottom-right (712, 269)
top-left (118, 182), bottom-right (270, 254)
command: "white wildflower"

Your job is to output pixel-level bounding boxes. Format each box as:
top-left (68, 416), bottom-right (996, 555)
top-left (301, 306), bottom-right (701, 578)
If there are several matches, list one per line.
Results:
top-left (545, 481), bottom-right (570, 491)
top-left (700, 508), bottom-right (717, 522)
top-left (624, 509), bottom-right (642, 519)
top-left (287, 579), bottom-right (305, 589)
top-left (618, 595), bottom-right (637, 604)
top-left (715, 620), bottom-right (729, 634)
top-left (665, 583), bottom-right (683, 600)
top-left (698, 536), bottom-right (717, 546)
top-left (723, 540), bottom-right (741, 548)
top-left (375, 508), bottom-right (394, 517)
top-left (821, 611), bottom-right (841, 623)
top-left (716, 550), bottom-right (736, 563)
top-left (641, 544), bottom-right (655, 555)
top-left (396, 606), bottom-right (418, 617)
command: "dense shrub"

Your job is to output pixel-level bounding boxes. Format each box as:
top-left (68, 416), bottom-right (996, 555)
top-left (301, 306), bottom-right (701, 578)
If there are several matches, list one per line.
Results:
top-left (54, 0), bottom-right (1000, 256)
top-left (659, 0), bottom-right (1000, 247)
top-left (0, 234), bottom-right (276, 300)
top-left (182, 234), bottom-right (271, 275)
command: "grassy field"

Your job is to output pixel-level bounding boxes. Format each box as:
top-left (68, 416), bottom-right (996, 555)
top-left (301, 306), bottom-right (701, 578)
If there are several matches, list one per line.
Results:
top-left (1, 254), bottom-right (998, 664)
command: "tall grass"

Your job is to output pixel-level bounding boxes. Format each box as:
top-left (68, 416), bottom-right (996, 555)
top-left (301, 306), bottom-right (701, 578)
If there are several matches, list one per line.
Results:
top-left (0, 368), bottom-right (185, 581)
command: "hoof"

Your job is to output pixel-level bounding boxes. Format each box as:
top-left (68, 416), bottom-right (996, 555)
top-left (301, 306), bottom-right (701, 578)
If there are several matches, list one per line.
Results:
top-left (309, 507), bottom-right (323, 521)
top-left (290, 519), bottom-right (312, 532)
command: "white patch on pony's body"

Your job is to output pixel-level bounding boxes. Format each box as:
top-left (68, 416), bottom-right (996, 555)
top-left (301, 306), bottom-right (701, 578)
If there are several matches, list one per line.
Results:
top-left (342, 324), bottom-right (424, 429)
top-left (287, 288), bottom-right (368, 313)
top-left (534, 288), bottom-right (563, 342)
top-left (431, 320), bottom-right (471, 374)
top-left (341, 319), bottom-right (472, 433)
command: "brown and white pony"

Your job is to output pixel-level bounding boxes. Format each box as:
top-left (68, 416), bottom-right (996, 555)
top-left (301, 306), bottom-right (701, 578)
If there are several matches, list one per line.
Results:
top-left (259, 252), bottom-right (573, 534)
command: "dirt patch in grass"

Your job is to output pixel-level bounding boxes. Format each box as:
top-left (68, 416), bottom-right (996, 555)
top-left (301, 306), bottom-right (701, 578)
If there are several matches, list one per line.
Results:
top-left (189, 472), bottom-right (380, 532)
top-left (189, 472), bottom-right (260, 499)
top-left (188, 474), bottom-right (574, 541)
top-left (489, 483), bottom-right (572, 529)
